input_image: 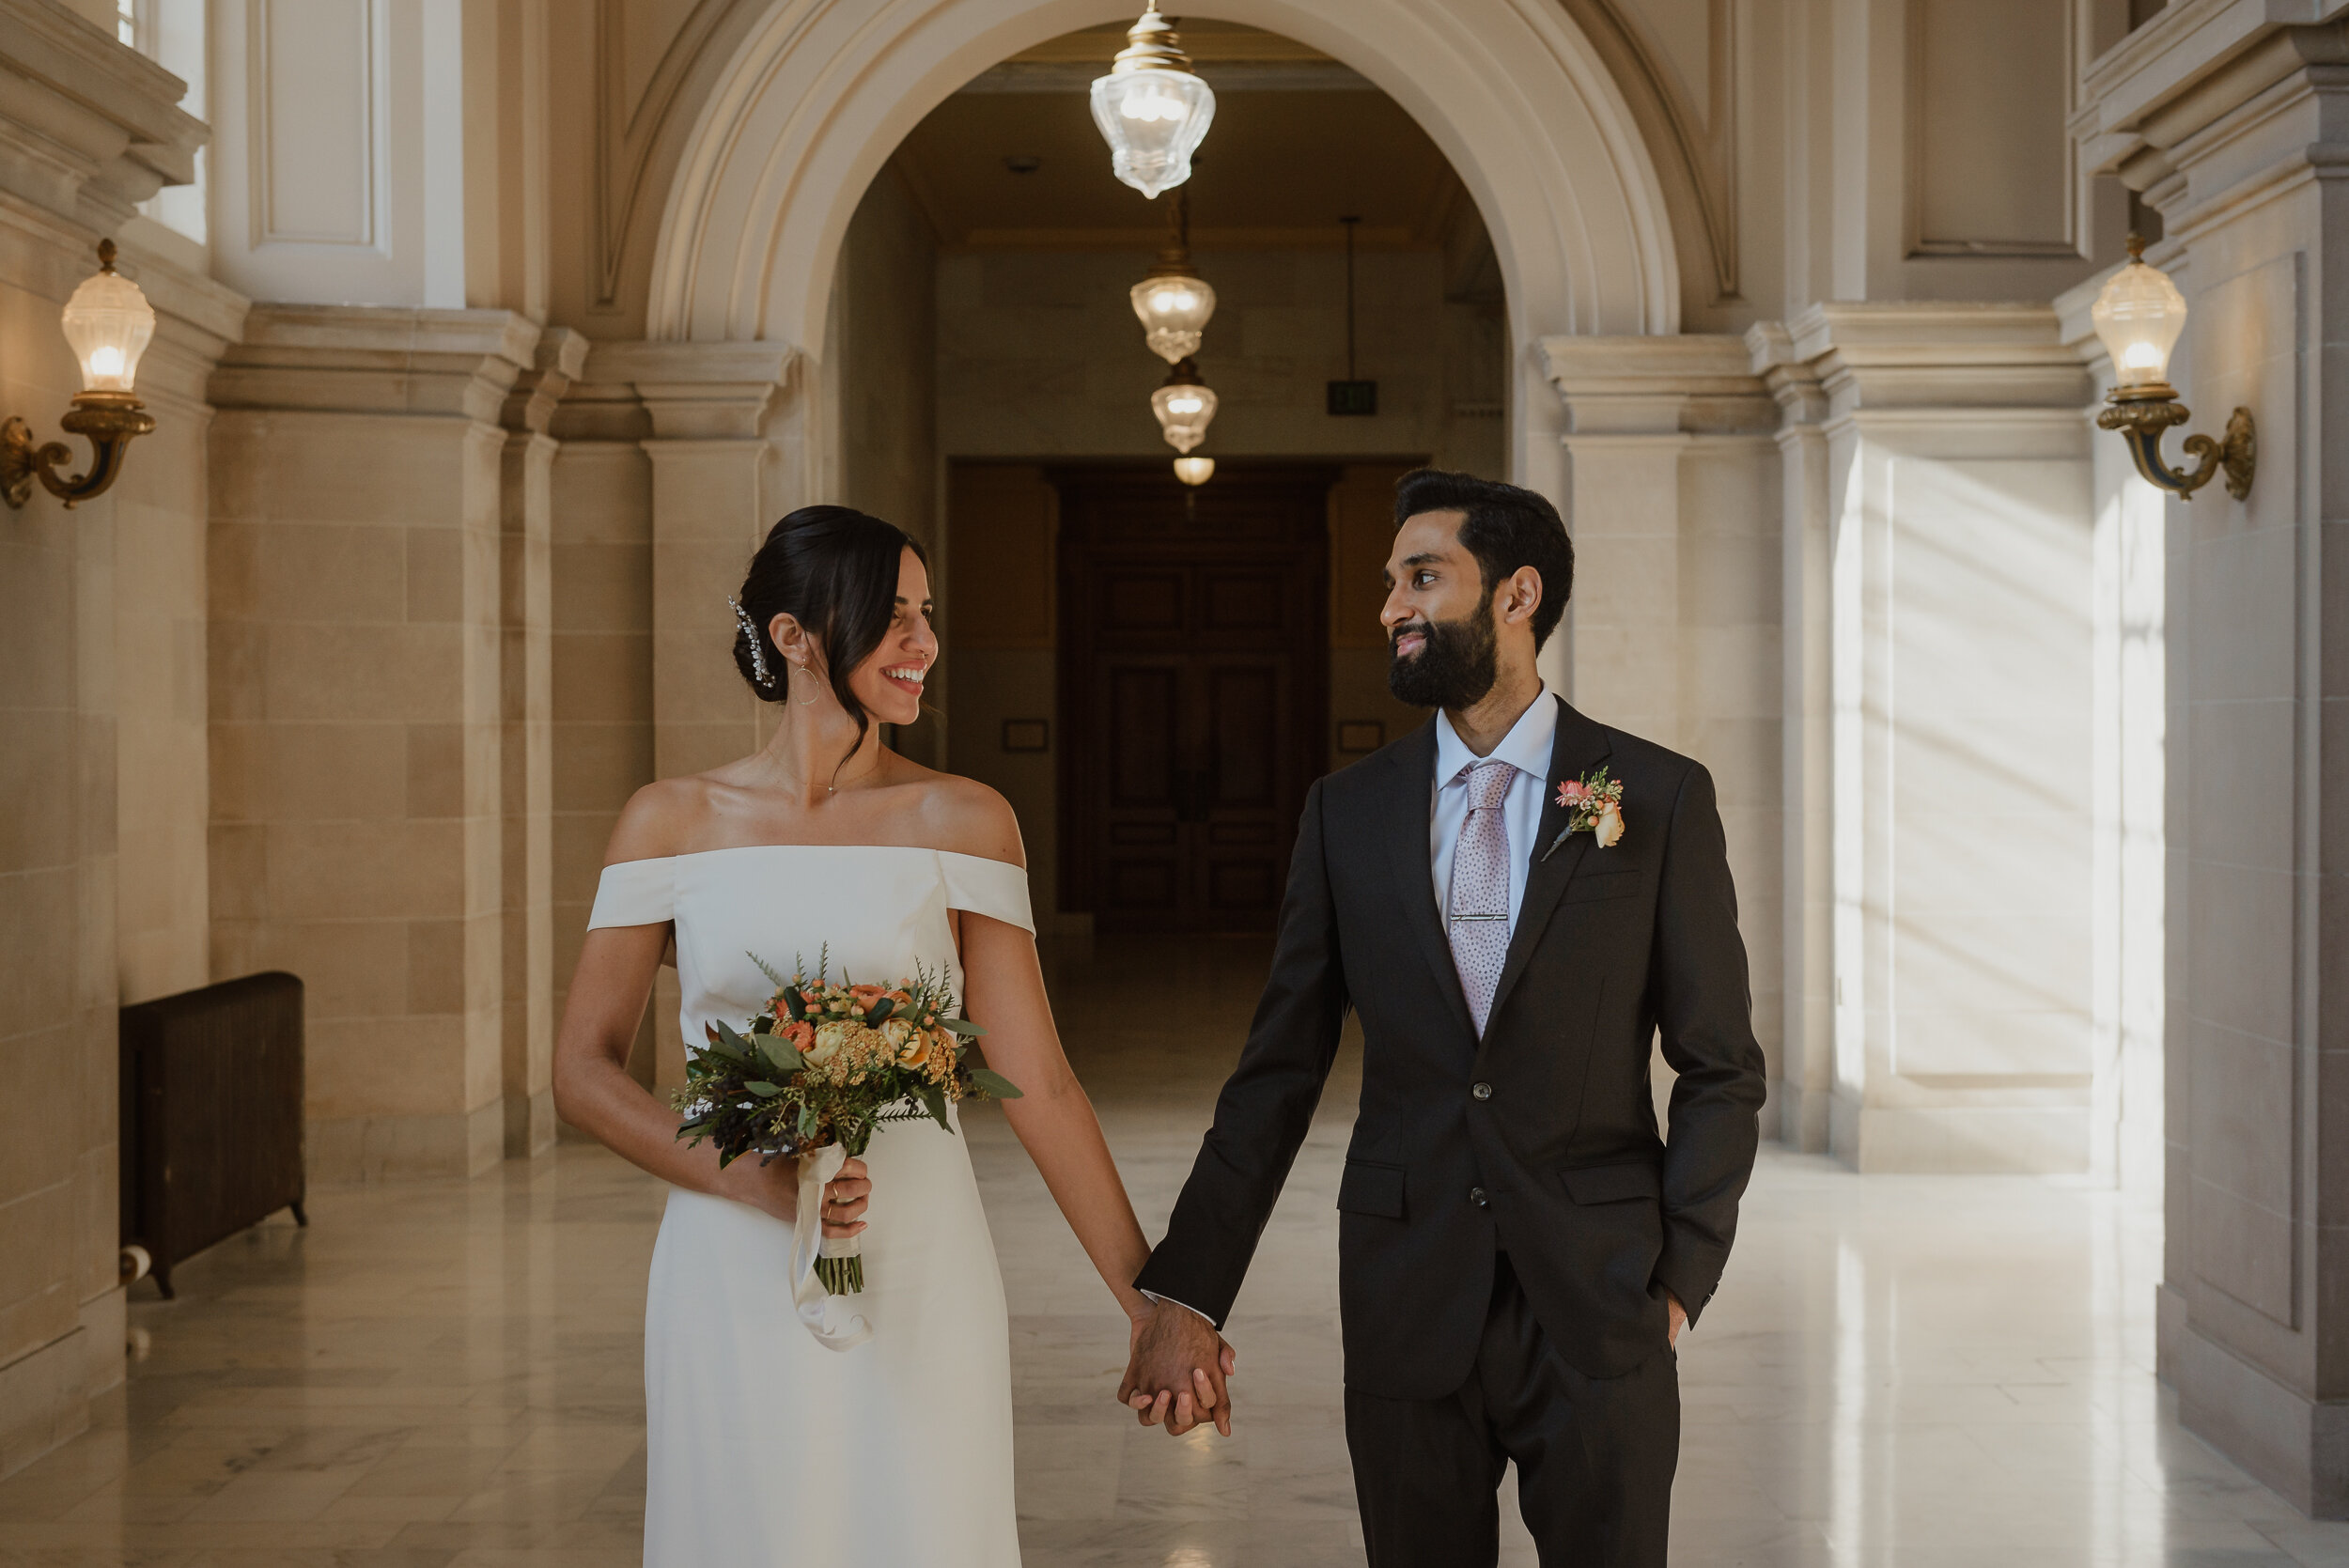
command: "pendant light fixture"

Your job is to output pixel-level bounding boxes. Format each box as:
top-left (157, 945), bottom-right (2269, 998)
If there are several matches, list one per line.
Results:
top-left (1173, 457), bottom-right (1215, 486)
top-left (1130, 188), bottom-right (1216, 365)
top-left (1150, 357), bottom-right (1218, 454)
top-left (1090, 4), bottom-right (1215, 200)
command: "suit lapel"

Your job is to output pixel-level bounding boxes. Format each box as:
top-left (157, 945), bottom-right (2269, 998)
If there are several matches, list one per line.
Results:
top-left (1483, 697), bottom-right (1612, 1033)
top-left (1378, 719), bottom-right (1479, 1042)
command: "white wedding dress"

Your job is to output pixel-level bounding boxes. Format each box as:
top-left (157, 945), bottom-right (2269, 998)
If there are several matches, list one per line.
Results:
top-left (588, 845), bottom-right (1031, 1567)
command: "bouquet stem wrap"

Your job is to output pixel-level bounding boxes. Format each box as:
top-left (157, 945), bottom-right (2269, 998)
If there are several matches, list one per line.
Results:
top-left (789, 1143), bottom-right (872, 1352)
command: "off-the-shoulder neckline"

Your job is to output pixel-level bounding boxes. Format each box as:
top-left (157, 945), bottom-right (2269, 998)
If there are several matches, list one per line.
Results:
top-left (601, 845), bottom-right (1024, 874)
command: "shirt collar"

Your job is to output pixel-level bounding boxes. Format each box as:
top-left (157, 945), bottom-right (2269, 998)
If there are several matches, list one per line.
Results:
top-left (1434, 686), bottom-right (1558, 788)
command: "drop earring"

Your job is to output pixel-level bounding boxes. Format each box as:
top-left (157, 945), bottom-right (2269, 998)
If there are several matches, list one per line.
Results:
top-left (791, 663), bottom-right (817, 706)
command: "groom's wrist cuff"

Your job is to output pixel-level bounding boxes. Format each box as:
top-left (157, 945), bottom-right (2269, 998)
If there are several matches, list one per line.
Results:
top-left (1140, 1290), bottom-right (1217, 1327)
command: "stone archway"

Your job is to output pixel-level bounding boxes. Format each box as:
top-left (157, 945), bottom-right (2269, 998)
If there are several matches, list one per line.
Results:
top-left (643, 0), bottom-right (1685, 502)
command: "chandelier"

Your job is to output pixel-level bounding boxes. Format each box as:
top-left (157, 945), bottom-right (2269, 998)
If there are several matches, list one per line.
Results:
top-left (1130, 189), bottom-right (1216, 364)
top-left (1150, 358), bottom-right (1218, 454)
top-left (1090, 4), bottom-right (1215, 200)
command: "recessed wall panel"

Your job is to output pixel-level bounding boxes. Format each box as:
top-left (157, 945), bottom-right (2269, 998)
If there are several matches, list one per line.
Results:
top-left (252, 0), bottom-right (379, 246)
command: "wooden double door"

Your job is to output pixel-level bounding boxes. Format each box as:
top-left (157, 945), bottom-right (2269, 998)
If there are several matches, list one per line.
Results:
top-left (1057, 465), bottom-right (1333, 933)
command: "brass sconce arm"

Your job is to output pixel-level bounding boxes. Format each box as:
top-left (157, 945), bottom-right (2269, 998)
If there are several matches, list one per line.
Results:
top-left (2, 392), bottom-right (156, 509)
top-left (2094, 386), bottom-right (2255, 501)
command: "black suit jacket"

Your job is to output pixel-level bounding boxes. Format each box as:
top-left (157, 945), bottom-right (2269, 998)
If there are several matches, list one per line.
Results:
top-left (1135, 697), bottom-right (1767, 1398)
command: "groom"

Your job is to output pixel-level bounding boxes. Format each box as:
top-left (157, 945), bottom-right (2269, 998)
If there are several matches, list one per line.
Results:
top-left (1119, 469), bottom-right (1766, 1565)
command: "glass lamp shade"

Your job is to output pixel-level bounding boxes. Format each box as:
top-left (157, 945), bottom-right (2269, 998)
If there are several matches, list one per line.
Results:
top-left (2091, 254), bottom-right (2187, 392)
top-left (60, 249), bottom-right (155, 396)
top-left (1151, 361), bottom-right (1218, 454)
top-left (1089, 8), bottom-right (1215, 200)
top-left (1173, 457), bottom-right (1215, 487)
top-left (1129, 269), bottom-right (1217, 364)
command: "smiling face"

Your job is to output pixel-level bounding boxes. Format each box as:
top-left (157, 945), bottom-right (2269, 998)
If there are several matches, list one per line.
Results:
top-left (842, 546), bottom-right (937, 727)
top-left (1380, 509), bottom-right (1499, 708)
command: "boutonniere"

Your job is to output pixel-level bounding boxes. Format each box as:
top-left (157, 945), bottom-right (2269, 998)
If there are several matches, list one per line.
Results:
top-left (1541, 766), bottom-right (1626, 861)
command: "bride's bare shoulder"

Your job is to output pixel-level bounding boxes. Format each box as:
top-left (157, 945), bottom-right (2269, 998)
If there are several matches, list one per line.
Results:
top-left (898, 768), bottom-right (1025, 867)
top-left (604, 777), bottom-right (718, 865)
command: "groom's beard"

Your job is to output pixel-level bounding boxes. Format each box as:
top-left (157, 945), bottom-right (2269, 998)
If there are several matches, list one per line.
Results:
top-left (1387, 601), bottom-right (1499, 709)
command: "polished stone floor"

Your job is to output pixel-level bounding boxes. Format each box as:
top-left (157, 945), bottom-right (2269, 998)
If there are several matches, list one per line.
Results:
top-left (5, 934), bottom-right (2346, 1566)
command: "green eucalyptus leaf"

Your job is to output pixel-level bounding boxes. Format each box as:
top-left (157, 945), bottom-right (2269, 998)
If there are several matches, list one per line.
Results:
top-left (743, 1080), bottom-right (782, 1097)
top-left (969, 1066), bottom-right (1023, 1100)
top-left (941, 1017), bottom-right (987, 1038)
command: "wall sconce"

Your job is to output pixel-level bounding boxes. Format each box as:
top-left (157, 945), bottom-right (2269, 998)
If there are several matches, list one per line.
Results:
top-left (3, 240), bottom-right (157, 510)
top-left (2090, 235), bottom-right (2253, 501)
top-left (1173, 457), bottom-right (1214, 486)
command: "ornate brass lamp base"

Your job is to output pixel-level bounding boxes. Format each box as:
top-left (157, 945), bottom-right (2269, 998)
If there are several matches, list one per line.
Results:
top-left (1, 391), bottom-right (155, 509)
top-left (2094, 386), bottom-right (2254, 500)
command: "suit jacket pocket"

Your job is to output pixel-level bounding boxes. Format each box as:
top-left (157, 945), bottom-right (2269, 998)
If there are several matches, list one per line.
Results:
top-left (1559, 1160), bottom-right (1660, 1204)
top-left (1336, 1159), bottom-right (1407, 1219)
top-left (1562, 869), bottom-right (1641, 905)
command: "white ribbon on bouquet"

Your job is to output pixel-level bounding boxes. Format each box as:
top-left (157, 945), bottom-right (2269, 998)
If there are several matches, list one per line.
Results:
top-left (789, 1142), bottom-right (872, 1351)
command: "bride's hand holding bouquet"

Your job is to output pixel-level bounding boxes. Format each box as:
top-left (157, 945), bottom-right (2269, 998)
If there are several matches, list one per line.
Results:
top-left (674, 948), bottom-right (1020, 1309)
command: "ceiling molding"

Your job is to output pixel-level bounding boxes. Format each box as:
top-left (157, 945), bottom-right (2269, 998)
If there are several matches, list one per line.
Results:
top-left (957, 59), bottom-right (1378, 93)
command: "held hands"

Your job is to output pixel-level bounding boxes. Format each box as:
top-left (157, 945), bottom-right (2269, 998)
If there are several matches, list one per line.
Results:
top-left (1118, 1298), bottom-right (1238, 1437)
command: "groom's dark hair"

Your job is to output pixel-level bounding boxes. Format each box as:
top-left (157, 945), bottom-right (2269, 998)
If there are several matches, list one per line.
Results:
top-left (1392, 469), bottom-right (1574, 651)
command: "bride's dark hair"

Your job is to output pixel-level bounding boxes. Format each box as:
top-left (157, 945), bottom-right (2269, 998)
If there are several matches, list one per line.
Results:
top-left (734, 505), bottom-right (927, 758)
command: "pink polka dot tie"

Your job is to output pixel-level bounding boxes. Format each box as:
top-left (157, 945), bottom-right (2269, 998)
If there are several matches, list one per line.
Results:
top-left (1447, 760), bottom-right (1516, 1035)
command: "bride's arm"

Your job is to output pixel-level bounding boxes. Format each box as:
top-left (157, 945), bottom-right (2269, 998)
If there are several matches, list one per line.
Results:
top-left (552, 789), bottom-right (867, 1234)
top-left (957, 911), bottom-right (1152, 1321)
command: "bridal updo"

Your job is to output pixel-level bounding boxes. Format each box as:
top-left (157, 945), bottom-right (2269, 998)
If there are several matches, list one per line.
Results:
top-left (732, 505), bottom-right (928, 743)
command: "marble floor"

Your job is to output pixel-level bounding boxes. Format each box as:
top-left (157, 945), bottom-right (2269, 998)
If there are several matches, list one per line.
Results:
top-left (4, 934), bottom-right (2345, 1566)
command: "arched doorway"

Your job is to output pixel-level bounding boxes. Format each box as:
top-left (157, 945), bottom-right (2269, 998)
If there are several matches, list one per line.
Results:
top-left (644, 0), bottom-right (1685, 506)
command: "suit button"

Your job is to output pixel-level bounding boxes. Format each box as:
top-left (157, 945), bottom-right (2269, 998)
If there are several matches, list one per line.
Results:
top-left (1470, 1187), bottom-right (1488, 1207)
top-left (1471, 1081), bottom-right (1492, 1101)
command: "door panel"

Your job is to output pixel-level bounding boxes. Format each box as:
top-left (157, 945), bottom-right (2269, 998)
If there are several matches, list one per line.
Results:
top-left (1058, 465), bottom-right (1334, 933)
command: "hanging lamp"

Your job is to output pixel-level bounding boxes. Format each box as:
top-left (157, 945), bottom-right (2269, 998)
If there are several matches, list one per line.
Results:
top-left (1090, 4), bottom-right (1215, 200)
top-left (1130, 187), bottom-right (1217, 365)
top-left (1150, 358), bottom-right (1218, 454)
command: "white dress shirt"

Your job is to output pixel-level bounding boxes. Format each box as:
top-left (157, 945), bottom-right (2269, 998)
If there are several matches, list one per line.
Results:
top-left (1430, 688), bottom-right (1559, 933)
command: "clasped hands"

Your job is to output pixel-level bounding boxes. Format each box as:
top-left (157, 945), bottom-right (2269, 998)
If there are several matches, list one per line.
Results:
top-left (1118, 1299), bottom-right (1237, 1437)
top-left (1114, 1288), bottom-right (1687, 1439)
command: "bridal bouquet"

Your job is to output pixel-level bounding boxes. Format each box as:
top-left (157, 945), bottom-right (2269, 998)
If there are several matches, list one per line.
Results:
top-left (674, 949), bottom-right (1020, 1296)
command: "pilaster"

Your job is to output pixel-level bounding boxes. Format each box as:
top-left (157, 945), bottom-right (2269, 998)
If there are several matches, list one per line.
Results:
top-left (209, 305), bottom-right (539, 1182)
top-left (494, 328), bottom-right (586, 1157)
top-left (1541, 335), bottom-right (1786, 1133)
top-left (1755, 303), bottom-right (2099, 1174)
top-left (2080, 3), bottom-right (2349, 1514)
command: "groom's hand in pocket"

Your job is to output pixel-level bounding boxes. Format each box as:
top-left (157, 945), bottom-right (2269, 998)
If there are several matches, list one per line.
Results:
top-left (1119, 1300), bottom-right (1237, 1436)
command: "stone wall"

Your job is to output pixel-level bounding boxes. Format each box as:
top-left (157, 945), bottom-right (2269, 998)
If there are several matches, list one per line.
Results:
top-left (0, 0), bottom-right (219, 1482)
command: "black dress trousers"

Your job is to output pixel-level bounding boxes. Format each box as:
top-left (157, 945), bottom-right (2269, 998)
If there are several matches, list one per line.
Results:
top-left (1344, 1253), bottom-right (1680, 1568)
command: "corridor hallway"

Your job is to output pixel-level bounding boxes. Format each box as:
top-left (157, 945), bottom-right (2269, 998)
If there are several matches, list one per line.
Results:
top-left (0, 936), bottom-right (2337, 1568)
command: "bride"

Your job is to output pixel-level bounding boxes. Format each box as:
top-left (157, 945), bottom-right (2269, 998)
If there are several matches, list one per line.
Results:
top-left (552, 505), bottom-right (1222, 1565)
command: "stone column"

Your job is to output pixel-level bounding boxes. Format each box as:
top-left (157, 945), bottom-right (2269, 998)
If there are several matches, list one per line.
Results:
top-left (1541, 336), bottom-right (1785, 1133)
top-left (493, 328), bottom-right (585, 1157)
top-left (1752, 304), bottom-right (2097, 1172)
top-left (2077, 12), bottom-right (2349, 1515)
top-left (1751, 326), bottom-right (1835, 1153)
top-left (210, 306), bottom-right (539, 1182)
top-left (566, 343), bottom-right (795, 1090)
